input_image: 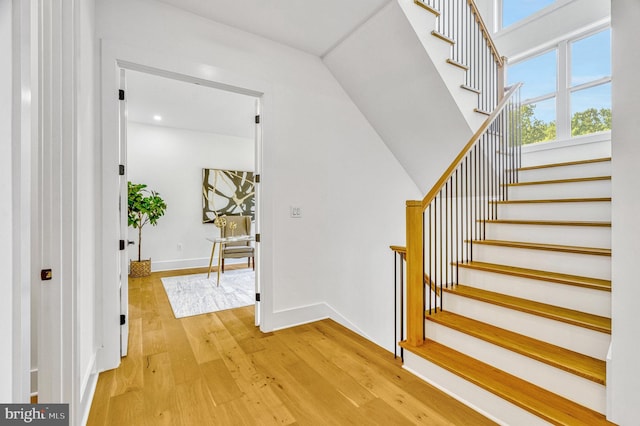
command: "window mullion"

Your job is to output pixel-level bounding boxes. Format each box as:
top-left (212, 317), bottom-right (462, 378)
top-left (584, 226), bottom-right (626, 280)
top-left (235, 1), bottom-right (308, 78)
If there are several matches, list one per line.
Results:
top-left (556, 40), bottom-right (570, 140)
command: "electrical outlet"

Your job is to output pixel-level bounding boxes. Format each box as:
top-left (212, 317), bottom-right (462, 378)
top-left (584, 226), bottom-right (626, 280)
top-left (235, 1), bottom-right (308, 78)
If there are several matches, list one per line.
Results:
top-left (177, 243), bottom-right (183, 251)
top-left (290, 206), bottom-right (302, 218)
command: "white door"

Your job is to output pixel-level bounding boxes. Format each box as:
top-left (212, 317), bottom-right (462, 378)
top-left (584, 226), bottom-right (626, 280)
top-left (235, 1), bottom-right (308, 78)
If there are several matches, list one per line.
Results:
top-left (119, 69), bottom-right (129, 356)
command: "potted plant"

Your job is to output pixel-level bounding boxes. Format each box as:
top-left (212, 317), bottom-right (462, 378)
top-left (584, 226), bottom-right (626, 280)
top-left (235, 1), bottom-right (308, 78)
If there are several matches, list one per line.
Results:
top-left (128, 181), bottom-right (167, 277)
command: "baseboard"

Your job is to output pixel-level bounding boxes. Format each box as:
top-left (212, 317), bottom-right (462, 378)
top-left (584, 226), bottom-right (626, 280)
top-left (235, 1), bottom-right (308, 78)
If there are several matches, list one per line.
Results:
top-left (261, 302), bottom-right (391, 356)
top-left (150, 257), bottom-right (209, 272)
top-left (150, 257), bottom-right (248, 272)
top-left (262, 303), bottom-right (333, 332)
top-left (30, 368), bottom-right (37, 396)
top-left (78, 355), bottom-right (99, 426)
top-left (79, 372), bottom-right (99, 426)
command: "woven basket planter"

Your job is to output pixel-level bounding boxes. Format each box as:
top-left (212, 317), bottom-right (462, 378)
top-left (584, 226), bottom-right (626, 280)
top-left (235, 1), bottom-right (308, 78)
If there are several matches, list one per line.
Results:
top-left (130, 259), bottom-right (151, 278)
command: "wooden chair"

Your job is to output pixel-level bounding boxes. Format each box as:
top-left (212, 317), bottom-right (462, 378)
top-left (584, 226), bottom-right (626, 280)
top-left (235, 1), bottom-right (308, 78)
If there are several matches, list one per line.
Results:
top-left (220, 215), bottom-right (255, 272)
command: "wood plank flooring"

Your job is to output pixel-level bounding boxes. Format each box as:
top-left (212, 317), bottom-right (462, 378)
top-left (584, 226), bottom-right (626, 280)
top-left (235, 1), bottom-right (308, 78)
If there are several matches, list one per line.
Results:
top-left (87, 267), bottom-right (496, 425)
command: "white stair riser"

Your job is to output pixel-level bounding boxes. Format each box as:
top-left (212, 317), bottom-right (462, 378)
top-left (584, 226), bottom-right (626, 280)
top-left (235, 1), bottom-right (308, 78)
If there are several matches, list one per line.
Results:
top-left (521, 140), bottom-right (611, 168)
top-left (496, 201), bottom-right (611, 221)
top-left (403, 351), bottom-right (553, 426)
top-left (519, 161), bottom-right (611, 182)
top-left (507, 180), bottom-right (611, 201)
top-left (484, 223), bottom-right (611, 248)
top-left (426, 322), bottom-right (606, 413)
top-left (472, 244), bottom-right (611, 280)
top-left (444, 293), bottom-right (611, 360)
top-left (458, 268), bottom-right (611, 317)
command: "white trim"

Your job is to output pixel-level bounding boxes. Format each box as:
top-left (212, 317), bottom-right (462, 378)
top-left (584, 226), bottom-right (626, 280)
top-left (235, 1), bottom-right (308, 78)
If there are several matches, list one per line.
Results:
top-left (506, 18), bottom-right (610, 64)
top-left (149, 257), bottom-right (249, 272)
top-left (79, 372), bottom-right (99, 426)
top-left (497, 0), bottom-right (577, 36)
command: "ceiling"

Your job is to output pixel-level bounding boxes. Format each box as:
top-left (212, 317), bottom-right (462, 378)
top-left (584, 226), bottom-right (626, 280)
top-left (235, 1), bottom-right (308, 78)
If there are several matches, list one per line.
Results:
top-left (126, 69), bottom-right (257, 138)
top-left (127, 1), bottom-right (390, 137)
top-left (156, 0), bottom-right (390, 57)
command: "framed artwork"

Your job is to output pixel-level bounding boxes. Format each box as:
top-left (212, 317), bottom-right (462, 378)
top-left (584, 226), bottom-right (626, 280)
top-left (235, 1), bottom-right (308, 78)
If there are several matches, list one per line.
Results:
top-left (202, 168), bottom-right (255, 223)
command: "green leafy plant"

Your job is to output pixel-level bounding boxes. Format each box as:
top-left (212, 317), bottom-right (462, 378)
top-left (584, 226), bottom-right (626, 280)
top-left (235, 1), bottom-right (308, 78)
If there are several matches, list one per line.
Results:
top-left (128, 181), bottom-right (167, 262)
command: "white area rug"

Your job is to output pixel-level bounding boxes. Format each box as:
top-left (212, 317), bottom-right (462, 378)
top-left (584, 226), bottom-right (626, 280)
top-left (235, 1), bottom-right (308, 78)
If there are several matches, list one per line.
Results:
top-left (161, 269), bottom-right (255, 318)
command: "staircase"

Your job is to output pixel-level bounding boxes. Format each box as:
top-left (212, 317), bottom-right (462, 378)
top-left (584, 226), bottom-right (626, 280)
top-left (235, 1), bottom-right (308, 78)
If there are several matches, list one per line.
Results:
top-left (324, 0), bottom-right (493, 190)
top-left (401, 151), bottom-right (614, 425)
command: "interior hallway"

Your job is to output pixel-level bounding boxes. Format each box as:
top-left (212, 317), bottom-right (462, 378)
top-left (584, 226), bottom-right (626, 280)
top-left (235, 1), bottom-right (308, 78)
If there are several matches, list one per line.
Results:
top-left (86, 266), bottom-right (495, 425)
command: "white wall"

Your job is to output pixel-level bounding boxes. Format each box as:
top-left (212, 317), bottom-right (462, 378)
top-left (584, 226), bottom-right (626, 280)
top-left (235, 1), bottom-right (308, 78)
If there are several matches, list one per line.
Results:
top-left (97, 0), bottom-right (421, 350)
top-left (0, 0), bottom-right (14, 402)
top-left (127, 122), bottom-right (254, 270)
top-left (610, 1), bottom-right (640, 423)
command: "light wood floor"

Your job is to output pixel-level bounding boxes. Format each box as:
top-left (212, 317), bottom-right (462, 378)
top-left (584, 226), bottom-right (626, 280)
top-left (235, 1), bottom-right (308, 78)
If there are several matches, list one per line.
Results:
top-left (87, 266), bottom-right (495, 425)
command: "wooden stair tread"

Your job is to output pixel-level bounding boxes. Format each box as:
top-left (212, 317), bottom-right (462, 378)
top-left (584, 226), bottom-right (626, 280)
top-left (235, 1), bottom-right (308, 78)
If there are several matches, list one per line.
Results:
top-left (444, 285), bottom-right (611, 333)
top-left (426, 311), bottom-right (606, 384)
top-left (414, 0), bottom-right (439, 16)
top-left (431, 30), bottom-right (454, 44)
top-left (400, 340), bottom-right (614, 425)
top-left (518, 157), bottom-right (611, 171)
top-left (471, 239), bottom-right (611, 256)
top-left (493, 197), bottom-right (611, 204)
top-left (446, 58), bottom-right (469, 70)
top-left (481, 219), bottom-right (610, 227)
top-left (506, 176), bottom-right (611, 186)
top-left (458, 261), bottom-right (611, 291)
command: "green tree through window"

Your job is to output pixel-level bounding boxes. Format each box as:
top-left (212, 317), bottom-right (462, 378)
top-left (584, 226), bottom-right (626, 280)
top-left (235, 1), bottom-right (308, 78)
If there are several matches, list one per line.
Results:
top-left (571, 108), bottom-right (611, 137)
top-left (520, 104), bottom-right (611, 144)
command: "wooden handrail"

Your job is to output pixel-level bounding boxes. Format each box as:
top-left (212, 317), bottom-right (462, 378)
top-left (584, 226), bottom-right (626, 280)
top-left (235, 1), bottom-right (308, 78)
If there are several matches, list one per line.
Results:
top-left (467, 0), bottom-right (504, 67)
top-left (421, 83), bottom-right (522, 210)
top-left (390, 245), bottom-right (407, 255)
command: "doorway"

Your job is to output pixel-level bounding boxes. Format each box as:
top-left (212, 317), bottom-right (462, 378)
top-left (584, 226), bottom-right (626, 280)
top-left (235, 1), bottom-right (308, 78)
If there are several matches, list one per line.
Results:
top-left (114, 65), bottom-right (263, 358)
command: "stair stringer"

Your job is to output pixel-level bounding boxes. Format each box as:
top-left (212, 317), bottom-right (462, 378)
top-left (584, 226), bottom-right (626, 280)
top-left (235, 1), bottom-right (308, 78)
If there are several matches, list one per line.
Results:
top-left (323, 0), bottom-right (482, 190)
top-left (397, 0), bottom-right (487, 130)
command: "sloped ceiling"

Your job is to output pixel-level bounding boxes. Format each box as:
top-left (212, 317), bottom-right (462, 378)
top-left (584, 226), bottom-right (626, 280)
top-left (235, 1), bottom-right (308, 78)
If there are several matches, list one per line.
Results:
top-left (156, 0), bottom-right (390, 56)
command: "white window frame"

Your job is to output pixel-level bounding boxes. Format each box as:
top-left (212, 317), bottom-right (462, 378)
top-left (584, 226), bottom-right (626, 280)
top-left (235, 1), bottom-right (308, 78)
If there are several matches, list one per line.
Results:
top-left (506, 24), bottom-right (611, 142)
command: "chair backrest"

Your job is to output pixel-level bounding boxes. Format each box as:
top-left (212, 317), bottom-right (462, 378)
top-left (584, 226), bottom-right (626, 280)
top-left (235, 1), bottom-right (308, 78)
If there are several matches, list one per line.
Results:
top-left (221, 215), bottom-right (252, 246)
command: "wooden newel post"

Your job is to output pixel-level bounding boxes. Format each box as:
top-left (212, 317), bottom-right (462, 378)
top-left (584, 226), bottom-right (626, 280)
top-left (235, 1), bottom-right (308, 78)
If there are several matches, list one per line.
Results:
top-left (406, 200), bottom-right (424, 346)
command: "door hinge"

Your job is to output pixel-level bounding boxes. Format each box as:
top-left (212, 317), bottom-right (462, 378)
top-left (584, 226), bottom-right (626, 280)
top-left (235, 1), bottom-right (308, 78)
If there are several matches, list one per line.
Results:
top-left (255, 233), bottom-right (261, 243)
top-left (119, 240), bottom-right (125, 250)
top-left (255, 174), bottom-right (260, 183)
top-left (120, 314), bottom-right (126, 325)
top-left (118, 89), bottom-right (125, 101)
top-left (119, 164), bottom-right (125, 175)
top-left (255, 115), bottom-right (260, 124)
top-left (40, 269), bottom-right (52, 281)
top-left (255, 293), bottom-right (261, 302)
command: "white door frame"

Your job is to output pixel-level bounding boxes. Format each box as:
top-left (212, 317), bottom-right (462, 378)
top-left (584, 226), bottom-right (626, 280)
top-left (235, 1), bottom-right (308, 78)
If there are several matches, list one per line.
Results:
top-left (118, 69), bottom-right (129, 357)
top-left (98, 41), bottom-right (269, 371)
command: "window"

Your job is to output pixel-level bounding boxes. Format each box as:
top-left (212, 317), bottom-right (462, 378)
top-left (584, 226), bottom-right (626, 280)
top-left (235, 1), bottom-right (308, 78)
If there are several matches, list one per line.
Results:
top-left (507, 28), bottom-right (611, 144)
top-left (507, 50), bottom-right (557, 144)
top-left (569, 29), bottom-right (611, 137)
top-left (501, 0), bottom-right (556, 29)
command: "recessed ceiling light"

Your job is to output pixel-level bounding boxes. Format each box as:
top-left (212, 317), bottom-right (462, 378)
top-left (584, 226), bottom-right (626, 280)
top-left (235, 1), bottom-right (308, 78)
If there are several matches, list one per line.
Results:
top-left (153, 115), bottom-right (162, 121)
